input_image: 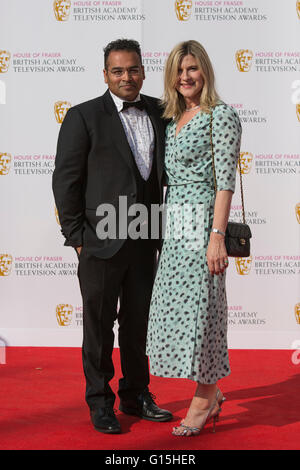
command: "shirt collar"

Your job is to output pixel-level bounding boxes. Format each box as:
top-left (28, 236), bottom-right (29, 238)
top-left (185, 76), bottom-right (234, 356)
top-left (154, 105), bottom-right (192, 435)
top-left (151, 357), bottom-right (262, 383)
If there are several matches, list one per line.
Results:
top-left (109, 90), bottom-right (141, 113)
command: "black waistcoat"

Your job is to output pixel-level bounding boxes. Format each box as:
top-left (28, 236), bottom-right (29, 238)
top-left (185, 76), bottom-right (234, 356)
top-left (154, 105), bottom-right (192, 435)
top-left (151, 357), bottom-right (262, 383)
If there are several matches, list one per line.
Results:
top-left (130, 149), bottom-right (161, 241)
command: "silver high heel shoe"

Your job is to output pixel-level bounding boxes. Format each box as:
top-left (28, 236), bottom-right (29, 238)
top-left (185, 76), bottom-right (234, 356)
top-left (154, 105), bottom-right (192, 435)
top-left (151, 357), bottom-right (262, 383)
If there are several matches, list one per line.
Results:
top-left (217, 388), bottom-right (226, 410)
top-left (172, 389), bottom-right (223, 437)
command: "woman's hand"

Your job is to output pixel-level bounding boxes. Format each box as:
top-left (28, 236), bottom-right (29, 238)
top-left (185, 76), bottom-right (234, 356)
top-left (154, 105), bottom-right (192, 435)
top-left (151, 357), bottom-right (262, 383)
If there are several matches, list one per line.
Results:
top-left (206, 233), bottom-right (229, 275)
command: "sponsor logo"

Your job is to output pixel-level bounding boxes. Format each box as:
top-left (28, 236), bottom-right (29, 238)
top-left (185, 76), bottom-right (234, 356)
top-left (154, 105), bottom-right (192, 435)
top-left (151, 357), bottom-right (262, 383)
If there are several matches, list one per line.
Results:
top-left (194, 1), bottom-right (267, 21)
top-left (55, 207), bottom-right (61, 225)
top-left (13, 256), bottom-right (77, 276)
top-left (235, 256), bottom-right (252, 275)
top-left (142, 51), bottom-right (169, 74)
top-left (0, 50), bottom-right (11, 73)
top-left (179, 1), bottom-right (268, 22)
top-left (0, 254), bottom-right (13, 276)
top-left (230, 205), bottom-right (266, 225)
top-left (238, 152), bottom-right (253, 174)
top-left (175, 0), bottom-right (193, 21)
top-left (296, 203), bottom-right (300, 224)
top-left (56, 1), bottom-right (146, 22)
top-left (53, 0), bottom-right (71, 21)
top-left (254, 153), bottom-right (300, 176)
top-left (295, 303), bottom-right (300, 325)
top-left (0, 153), bottom-right (11, 175)
top-left (56, 304), bottom-right (73, 326)
top-left (237, 50), bottom-right (300, 73)
top-left (236, 49), bottom-right (253, 72)
top-left (56, 304), bottom-right (83, 326)
top-left (54, 101), bottom-right (71, 123)
top-left (297, 1), bottom-right (300, 19)
top-left (253, 255), bottom-right (300, 276)
top-left (228, 305), bottom-right (266, 327)
top-left (12, 154), bottom-right (55, 176)
top-left (11, 52), bottom-right (85, 73)
top-left (231, 103), bottom-right (267, 124)
top-left (3, 255), bottom-right (83, 277)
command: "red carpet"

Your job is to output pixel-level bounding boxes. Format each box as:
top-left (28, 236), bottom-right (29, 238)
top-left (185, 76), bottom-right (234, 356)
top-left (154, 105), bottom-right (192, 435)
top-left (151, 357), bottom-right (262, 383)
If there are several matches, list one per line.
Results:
top-left (0, 347), bottom-right (300, 450)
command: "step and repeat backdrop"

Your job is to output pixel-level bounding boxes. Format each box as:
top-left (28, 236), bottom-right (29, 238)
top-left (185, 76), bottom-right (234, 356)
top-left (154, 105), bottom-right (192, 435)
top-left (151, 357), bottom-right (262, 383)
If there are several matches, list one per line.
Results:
top-left (0, 0), bottom-right (300, 349)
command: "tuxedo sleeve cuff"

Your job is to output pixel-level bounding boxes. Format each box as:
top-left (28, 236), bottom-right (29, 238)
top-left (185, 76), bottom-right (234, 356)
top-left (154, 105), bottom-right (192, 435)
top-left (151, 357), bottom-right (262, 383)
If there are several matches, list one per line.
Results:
top-left (64, 240), bottom-right (82, 248)
top-left (63, 231), bottom-right (83, 248)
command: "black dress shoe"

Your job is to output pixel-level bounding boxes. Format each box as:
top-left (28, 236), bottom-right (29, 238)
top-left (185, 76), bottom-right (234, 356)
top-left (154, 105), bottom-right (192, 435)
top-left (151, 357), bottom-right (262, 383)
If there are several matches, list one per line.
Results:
top-left (119, 391), bottom-right (172, 422)
top-left (90, 407), bottom-right (121, 434)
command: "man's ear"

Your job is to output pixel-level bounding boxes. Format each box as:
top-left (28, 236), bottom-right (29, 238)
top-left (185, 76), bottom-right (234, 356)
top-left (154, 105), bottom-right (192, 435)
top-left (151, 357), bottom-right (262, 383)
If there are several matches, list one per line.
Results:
top-left (103, 68), bottom-right (108, 84)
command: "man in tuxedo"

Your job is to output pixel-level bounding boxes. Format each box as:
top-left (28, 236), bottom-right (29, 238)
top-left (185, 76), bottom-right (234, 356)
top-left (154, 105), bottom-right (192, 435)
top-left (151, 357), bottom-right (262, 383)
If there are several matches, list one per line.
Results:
top-left (52, 39), bottom-right (172, 434)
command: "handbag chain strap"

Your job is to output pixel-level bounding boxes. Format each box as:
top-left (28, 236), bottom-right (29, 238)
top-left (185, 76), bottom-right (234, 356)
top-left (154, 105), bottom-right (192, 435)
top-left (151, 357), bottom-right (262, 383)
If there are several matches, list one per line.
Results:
top-left (209, 109), bottom-right (246, 225)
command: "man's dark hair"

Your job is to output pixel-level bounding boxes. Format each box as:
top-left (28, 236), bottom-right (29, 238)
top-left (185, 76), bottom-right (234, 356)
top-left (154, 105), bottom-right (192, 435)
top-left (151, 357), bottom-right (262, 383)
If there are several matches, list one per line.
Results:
top-left (103, 39), bottom-right (142, 69)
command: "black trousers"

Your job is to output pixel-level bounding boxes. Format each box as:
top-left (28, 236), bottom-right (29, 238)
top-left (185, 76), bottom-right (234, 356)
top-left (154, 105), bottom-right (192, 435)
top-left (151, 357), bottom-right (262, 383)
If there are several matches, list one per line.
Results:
top-left (77, 238), bottom-right (157, 410)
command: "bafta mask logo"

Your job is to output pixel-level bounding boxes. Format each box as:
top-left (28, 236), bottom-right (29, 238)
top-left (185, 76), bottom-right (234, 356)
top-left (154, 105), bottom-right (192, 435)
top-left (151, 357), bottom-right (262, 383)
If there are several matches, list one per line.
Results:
top-left (0, 254), bottom-right (13, 276)
top-left (56, 304), bottom-right (73, 326)
top-left (55, 206), bottom-right (60, 225)
top-left (296, 104), bottom-right (300, 122)
top-left (175, 0), bottom-right (193, 21)
top-left (295, 203), bottom-right (300, 224)
top-left (0, 50), bottom-right (11, 73)
top-left (54, 101), bottom-right (71, 123)
top-left (53, 0), bottom-right (71, 21)
top-left (295, 303), bottom-right (300, 324)
top-left (0, 153), bottom-right (11, 175)
top-left (238, 152), bottom-right (253, 174)
top-left (236, 49), bottom-right (253, 72)
top-left (297, 1), bottom-right (300, 19)
top-left (235, 255), bottom-right (252, 275)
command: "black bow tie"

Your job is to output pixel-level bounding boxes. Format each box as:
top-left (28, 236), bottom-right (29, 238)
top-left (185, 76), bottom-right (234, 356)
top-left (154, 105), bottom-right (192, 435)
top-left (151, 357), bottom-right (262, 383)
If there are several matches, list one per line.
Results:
top-left (122, 100), bottom-right (145, 111)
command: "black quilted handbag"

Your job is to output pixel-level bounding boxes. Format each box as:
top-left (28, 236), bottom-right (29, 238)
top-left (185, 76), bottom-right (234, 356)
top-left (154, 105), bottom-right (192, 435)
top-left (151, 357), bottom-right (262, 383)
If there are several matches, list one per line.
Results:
top-left (224, 221), bottom-right (251, 258)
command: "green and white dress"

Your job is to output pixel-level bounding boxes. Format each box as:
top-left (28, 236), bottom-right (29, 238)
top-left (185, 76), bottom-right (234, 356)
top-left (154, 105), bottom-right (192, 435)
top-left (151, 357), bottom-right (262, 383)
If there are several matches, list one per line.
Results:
top-left (146, 103), bottom-right (242, 384)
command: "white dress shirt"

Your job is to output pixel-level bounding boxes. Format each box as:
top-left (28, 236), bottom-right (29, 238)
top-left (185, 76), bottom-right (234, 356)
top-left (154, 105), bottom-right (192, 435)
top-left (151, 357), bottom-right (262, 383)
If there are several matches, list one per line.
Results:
top-left (109, 91), bottom-right (155, 180)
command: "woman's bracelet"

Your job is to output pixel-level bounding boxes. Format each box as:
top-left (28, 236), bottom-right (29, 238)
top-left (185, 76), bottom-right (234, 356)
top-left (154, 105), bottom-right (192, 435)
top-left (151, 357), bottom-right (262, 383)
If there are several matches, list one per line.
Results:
top-left (211, 228), bottom-right (226, 237)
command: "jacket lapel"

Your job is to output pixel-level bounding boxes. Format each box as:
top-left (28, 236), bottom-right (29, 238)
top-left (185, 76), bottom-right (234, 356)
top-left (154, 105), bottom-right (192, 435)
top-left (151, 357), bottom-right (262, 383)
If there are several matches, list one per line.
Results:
top-left (102, 89), bottom-right (165, 184)
top-left (142, 94), bottom-right (165, 184)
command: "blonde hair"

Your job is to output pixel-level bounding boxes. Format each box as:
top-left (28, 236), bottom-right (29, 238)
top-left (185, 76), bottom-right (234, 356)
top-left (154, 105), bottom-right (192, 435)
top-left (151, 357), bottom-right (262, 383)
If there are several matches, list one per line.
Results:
top-left (162, 40), bottom-right (220, 121)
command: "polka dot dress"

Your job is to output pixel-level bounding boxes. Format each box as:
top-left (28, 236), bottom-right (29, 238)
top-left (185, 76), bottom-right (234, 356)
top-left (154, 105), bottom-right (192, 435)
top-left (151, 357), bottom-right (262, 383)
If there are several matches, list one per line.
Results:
top-left (146, 103), bottom-right (242, 384)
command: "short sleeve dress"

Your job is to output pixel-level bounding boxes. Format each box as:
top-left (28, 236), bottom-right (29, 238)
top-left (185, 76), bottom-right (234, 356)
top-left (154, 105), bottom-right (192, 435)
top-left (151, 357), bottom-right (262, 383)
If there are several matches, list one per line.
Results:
top-left (146, 103), bottom-right (242, 384)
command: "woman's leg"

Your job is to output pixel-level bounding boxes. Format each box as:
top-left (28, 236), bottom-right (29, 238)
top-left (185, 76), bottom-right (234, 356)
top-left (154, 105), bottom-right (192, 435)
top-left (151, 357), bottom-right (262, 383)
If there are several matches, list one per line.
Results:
top-left (172, 382), bottom-right (222, 436)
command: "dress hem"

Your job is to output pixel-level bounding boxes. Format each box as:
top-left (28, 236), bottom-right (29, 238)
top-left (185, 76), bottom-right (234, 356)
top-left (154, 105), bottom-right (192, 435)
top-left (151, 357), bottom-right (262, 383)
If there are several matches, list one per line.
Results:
top-left (149, 369), bottom-right (231, 384)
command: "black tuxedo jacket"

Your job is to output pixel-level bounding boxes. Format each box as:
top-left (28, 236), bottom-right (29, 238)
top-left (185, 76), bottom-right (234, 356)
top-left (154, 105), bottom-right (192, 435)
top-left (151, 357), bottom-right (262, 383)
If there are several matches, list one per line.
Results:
top-left (52, 89), bottom-right (166, 258)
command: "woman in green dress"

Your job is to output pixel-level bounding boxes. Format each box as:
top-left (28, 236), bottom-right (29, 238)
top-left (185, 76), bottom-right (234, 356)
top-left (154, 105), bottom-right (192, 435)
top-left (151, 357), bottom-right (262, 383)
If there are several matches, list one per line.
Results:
top-left (146, 40), bottom-right (242, 436)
